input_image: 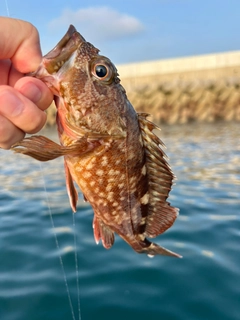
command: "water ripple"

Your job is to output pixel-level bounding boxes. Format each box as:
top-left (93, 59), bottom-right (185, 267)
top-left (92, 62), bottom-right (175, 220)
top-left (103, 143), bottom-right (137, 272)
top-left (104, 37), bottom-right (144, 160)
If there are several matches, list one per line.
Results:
top-left (0, 122), bottom-right (240, 320)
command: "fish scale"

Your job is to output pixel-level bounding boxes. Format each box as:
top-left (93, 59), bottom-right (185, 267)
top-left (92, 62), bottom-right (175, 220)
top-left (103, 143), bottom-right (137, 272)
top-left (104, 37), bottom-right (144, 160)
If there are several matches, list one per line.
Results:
top-left (12, 25), bottom-right (181, 258)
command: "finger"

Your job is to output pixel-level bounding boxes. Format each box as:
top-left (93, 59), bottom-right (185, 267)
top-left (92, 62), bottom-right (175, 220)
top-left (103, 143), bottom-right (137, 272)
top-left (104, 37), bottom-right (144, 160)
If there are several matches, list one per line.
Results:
top-left (0, 17), bottom-right (42, 73)
top-left (0, 60), bottom-right (23, 86)
top-left (14, 77), bottom-right (53, 111)
top-left (0, 86), bottom-right (47, 134)
top-left (0, 115), bottom-right (25, 149)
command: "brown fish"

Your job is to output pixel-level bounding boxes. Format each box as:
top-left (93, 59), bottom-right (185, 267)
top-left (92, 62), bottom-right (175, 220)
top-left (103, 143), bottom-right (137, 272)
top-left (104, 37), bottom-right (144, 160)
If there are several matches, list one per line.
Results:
top-left (12, 25), bottom-right (181, 258)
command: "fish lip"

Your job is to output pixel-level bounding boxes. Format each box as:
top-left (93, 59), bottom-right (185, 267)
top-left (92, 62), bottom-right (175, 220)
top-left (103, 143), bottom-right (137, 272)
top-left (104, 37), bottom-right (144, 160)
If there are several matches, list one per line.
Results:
top-left (29, 25), bottom-right (84, 76)
top-left (45, 25), bottom-right (78, 60)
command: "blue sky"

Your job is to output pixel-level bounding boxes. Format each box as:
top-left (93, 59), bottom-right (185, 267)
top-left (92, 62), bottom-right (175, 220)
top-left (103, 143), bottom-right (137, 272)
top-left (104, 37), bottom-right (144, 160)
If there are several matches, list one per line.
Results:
top-left (1, 0), bottom-right (240, 65)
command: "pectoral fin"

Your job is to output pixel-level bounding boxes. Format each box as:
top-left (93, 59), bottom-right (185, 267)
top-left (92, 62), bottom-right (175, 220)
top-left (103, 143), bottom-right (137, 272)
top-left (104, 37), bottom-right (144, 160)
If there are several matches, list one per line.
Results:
top-left (11, 135), bottom-right (93, 161)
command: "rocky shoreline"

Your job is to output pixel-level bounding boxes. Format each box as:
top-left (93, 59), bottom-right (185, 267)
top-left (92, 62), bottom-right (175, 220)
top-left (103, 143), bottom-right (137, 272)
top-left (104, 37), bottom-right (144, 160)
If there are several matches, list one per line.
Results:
top-left (125, 77), bottom-right (240, 124)
top-left (44, 51), bottom-right (240, 126)
top-left (44, 76), bottom-right (240, 126)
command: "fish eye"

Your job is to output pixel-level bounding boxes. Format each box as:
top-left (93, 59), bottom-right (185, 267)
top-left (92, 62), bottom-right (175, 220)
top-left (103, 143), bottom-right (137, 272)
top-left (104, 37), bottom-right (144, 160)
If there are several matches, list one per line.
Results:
top-left (95, 65), bottom-right (108, 78)
top-left (91, 61), bottom-right (114, 82)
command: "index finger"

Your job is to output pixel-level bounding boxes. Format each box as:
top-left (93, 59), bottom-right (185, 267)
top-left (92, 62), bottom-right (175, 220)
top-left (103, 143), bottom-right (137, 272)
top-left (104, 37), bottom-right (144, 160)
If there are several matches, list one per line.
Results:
top-left (0, 17), bottom-right (42, 73)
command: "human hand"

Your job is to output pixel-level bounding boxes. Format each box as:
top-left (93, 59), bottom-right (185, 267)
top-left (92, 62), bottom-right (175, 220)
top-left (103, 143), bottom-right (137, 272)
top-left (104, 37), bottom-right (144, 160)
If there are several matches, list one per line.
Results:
top-left (0, 17), bottom-right (53, 149)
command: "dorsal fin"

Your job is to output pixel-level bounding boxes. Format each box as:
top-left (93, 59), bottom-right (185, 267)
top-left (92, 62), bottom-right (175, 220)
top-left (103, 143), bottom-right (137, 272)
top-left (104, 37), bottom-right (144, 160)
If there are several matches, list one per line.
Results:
top-left (138, 113), bottom-right (179, 237)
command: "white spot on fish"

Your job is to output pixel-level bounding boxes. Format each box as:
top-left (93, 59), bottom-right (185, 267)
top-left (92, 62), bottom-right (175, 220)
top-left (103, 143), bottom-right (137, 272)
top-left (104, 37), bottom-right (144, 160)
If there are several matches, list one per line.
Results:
top-left (80, 179), bottom-right (87, 189)
top-left (138, 233), bottom-right (145, 241)
top-left (108, 169), bottom-right (115, 176)
top-left (140, 192), bottom-right (149, 204)
top-left (141, 165), bottom-right (147, 175)
top-left (108, 169), bottom-right (119, 176)
top-left (82, 171), bottom-right (91, 179)
top-left (97, 199), bottom-right (103, 205)
top-left (76, 166), bottom-right (83, 172)
top-left (99, 192), bottom-right (105, 198)
top-left (90, 180), bottom-right (95, 187)
top-left (96, 169), bottom-right (104, 177)
top-left (112, 202), bottom-right (118, 207)
top-left (91, 157), bottom-right (97, 163)
top-left (118, 183), bottom-right (125, 189)
top-left (107, 192), bottom-right (114, 202)
top-left (101, 156), bottom-right (108, 166)
top-left (98, 178), bottom-right (104, 184)
top-left (106, 184), bottom-right (112, 192)
top-left (86, 162), bottom-right (93, 170)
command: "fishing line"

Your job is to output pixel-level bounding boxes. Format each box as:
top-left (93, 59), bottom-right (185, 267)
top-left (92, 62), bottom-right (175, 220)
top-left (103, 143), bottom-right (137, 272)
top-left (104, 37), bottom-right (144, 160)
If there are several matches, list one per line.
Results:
top-left (72, 212), bottom-right (82, 320)
top-left (39, 162), bottom-right (77, 320)
top-left (4, 0), bottom-right (10, 16)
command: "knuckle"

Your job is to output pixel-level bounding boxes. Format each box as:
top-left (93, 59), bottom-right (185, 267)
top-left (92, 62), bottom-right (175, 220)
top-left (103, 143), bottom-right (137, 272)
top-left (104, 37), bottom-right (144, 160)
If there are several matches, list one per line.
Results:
top-left (0, 114), bottom-right (26, 149)
top-left (0, 126), bottom-right (23, 150)
top-left (24, 20), bottom-right (39, 41)
top-left (26, 112), bottom-right (47, 134)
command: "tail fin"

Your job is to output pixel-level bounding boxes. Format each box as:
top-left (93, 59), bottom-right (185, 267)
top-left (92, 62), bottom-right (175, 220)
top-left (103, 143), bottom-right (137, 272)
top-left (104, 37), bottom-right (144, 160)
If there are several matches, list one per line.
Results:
top-left (135, 236), bottom-right (182, 258)
top-left (145, 241), bottom-right (182, 258)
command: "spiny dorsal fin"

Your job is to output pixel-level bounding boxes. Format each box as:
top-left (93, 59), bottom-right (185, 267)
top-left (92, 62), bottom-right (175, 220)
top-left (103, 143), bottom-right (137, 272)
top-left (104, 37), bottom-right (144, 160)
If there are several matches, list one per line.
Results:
top-left (138, 113), bottom-right (179, 238)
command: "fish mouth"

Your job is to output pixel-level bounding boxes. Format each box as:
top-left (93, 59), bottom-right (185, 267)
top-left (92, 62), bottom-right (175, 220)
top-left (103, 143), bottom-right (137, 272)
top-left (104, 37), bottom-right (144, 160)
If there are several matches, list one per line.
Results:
top-left (30, 25), bottom-right (84, 76)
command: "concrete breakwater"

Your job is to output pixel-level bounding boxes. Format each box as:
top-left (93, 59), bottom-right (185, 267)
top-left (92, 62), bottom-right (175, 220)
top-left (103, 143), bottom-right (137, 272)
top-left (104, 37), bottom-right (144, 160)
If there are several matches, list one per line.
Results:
top-left (45, 51), bottom-right (240, 125)
top-left (123, 76), bottom-right (240, 124)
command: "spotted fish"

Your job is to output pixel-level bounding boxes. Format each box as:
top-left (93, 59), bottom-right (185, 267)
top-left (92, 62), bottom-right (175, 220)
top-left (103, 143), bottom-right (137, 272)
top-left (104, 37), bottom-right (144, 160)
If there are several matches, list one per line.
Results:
top-left (12, 25), bottom-right (181, 258)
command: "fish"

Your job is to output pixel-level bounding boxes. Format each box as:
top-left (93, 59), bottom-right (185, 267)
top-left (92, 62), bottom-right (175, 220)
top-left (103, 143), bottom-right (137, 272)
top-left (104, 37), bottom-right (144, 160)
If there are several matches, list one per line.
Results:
top-left (12, 25), bottom-right (181, 258)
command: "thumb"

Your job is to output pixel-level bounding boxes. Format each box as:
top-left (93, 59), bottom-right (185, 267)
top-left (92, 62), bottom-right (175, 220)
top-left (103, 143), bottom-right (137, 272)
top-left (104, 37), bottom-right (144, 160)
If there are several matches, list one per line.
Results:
top-left (0, 17), bottom-right (42, 73)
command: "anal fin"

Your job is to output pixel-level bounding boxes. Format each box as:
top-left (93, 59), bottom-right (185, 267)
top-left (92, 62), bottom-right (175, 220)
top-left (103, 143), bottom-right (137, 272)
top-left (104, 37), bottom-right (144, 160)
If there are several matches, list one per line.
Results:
top-left (93, 216), bottom-right (115, 249)
top-left (64, 161), bottom-right (78, 212)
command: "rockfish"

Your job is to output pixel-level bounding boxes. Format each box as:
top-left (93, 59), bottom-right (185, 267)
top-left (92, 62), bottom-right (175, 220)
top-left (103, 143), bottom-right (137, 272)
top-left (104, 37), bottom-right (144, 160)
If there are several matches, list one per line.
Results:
top-left (12, 25), bottom-right (181, 258)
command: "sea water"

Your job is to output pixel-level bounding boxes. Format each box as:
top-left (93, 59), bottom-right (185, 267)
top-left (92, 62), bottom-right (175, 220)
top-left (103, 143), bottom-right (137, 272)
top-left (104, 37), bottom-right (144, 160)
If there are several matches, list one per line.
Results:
top-left (0, 121), bottom-right (239, 320)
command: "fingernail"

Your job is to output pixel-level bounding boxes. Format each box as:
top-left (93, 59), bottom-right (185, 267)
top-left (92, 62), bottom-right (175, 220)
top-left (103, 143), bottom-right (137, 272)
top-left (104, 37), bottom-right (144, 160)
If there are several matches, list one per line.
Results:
top-left (25, 82), bottom-right (42, 103)
top-left (0, 91), bottom-right (24, 117)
